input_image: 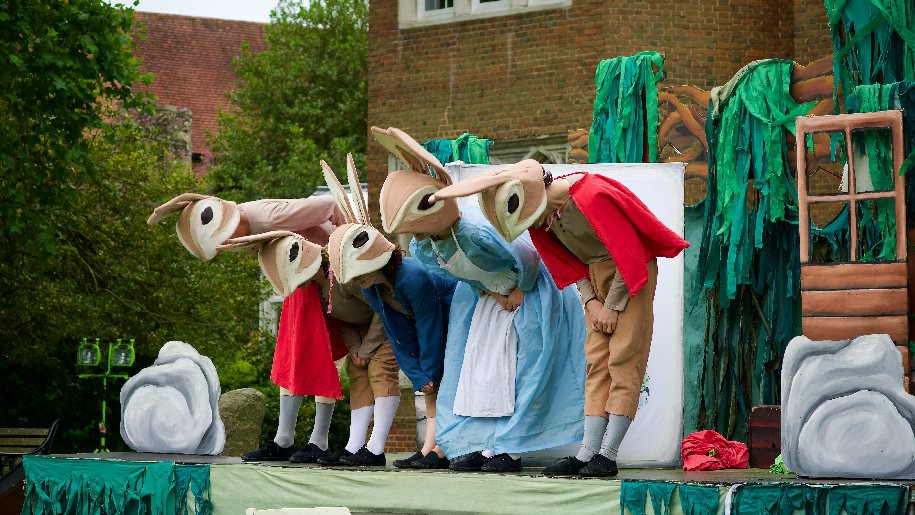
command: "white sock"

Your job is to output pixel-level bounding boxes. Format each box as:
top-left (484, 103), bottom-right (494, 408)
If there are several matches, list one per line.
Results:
top-left (598, 415), bottom-right (632, 461)
top-left (481, 449), bottom-right (496, 458)
top-left (273, 394), bottom-right (304, 448)
top-left (575, 415), bottom-right (608, 462)
top-left (345, 405), bottom-right (374, 453)
top-left (307, 399), bottom-right (335, 451)
top-left (365, 396), bottom-right (400, 455)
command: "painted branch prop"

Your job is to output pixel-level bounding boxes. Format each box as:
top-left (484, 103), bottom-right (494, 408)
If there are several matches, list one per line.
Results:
top-left (120, 341), bottom-right (225, 455)
top-left (781, 334), bottom-right (915, 479)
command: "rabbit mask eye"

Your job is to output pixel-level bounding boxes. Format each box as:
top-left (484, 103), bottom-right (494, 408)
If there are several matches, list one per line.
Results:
top-left (353, 231), bottom-right (369, 248)
top-left (200, 206), bottom-right (214, 225)
top-left (288, 241), bottom-right (299, 262)
top-left (417, 193), bottom-right (436, 211)
top-left (507, 193), bottom-right (520, 214)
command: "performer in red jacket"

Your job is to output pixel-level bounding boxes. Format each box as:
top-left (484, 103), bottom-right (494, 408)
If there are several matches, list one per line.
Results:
top-left (433, 161), bottom-right (688, 477)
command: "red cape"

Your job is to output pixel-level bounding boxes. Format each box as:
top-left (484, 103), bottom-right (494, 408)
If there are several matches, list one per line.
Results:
top-left (529, 173), bottom-right (689, 295)
top-left (271, 281), bottom-right (348, 398)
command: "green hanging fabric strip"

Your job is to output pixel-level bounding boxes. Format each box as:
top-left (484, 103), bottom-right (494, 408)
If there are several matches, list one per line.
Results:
top-left (697, 59), bottom-right (812, 439)
top-left (423, 133), bottom-right (492, 165)
top-left (825, 0), bottom-right (915, 112)
top-left (174, 464), bottom-right (212, 515)
top-left (22, 455), bottom-right (177, 515)
top-left (588, 51), bottom-right (664, 164)
top-left (678, 484), bottom-right (720, 515)
top-left (451, 133), bottom-right (493, 164)
top-left (731, 483), bottom-right (825, 514)
top-left (826, 485), bottom-right (908, 515)
top-left (619, 481), bottom-right (678, 515)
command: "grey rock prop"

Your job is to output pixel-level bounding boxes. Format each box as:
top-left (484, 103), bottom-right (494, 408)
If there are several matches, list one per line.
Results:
top-left (218, 388), bottom-right (266, 457)
top-left (782, 334), bottom-right (915, 479)
top-left (120, 341), bottom-right (226, 454)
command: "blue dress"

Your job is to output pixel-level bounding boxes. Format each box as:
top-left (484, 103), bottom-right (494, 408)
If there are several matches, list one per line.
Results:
top-left (411, 220), bottom-right (586, 456)
top-left (360, 257), bottom-right (456, 389)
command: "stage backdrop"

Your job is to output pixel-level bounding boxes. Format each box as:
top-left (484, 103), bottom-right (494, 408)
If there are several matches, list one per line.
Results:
top-left (446, 162), bottom-right (686, 468)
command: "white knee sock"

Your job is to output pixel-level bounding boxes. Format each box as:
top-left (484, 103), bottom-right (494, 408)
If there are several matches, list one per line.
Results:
top-left (365, 396), bottom-right (400, 455)
top-left (307, 398), bottom-right (335, 451)
top-left (345, 405), bottom-right (374, 453)
top-left (598, 415), bottom-right (632, 461)
top-left (273, 394), bottom-right (304, 448)
top-left (575, 415), bottom-right (608, 462)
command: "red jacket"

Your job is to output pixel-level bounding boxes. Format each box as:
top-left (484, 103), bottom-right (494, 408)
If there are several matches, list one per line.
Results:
top-left (529, 173), bottom-right (689, 295)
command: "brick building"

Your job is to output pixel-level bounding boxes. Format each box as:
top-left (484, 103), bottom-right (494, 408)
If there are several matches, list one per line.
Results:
top-left (132, 12), bottom-right (266, 167)
top-left (367, 0), bottom-right (835, 209)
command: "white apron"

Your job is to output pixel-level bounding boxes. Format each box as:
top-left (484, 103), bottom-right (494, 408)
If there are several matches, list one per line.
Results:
top-left (431, 233), bottom-right (518, 417)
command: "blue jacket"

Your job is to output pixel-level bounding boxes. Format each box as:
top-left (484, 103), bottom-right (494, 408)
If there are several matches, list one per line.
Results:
top-left (361, 257), bottom-right (455, 388)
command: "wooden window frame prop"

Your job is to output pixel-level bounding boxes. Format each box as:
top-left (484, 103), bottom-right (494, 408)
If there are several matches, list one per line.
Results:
top-left (795, 110), bottom-right (907, 263)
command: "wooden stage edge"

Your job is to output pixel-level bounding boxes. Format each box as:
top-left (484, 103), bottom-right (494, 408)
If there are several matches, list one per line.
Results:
top-left (49, 452), bottom-right (915, 486)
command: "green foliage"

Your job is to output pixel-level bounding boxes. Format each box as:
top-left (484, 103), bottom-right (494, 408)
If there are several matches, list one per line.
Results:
top-left (0, 114), bottom-right (270, 452)
top-left (0, 0), bottom-right (152, 259)
top-left (208, 0), bottom-right (368, 202)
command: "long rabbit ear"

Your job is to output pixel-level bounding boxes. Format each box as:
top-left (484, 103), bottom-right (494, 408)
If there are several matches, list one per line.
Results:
top-left (217, 230), bottom-right (298, 253)
top-left (430, 170), bottom-right (514, 201)
top-left (321, 160), bottom-right (358, 224)
top-left (346, 153), bottom-right (369, 225)
top-left (147, 193), bottom-right (209, 224)
top-left (371, 126), bottom-right (452, 184)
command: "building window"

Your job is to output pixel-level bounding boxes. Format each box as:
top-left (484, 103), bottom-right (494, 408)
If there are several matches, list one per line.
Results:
top-left (489, 135), bottom-right (568, 165)
top-left (400, 0), bottom-right (572, 29)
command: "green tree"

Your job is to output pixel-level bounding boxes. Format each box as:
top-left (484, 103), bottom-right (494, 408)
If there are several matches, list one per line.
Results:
top-left (208, 0), bottom-right (368, 202)
top-left (0, 111), bottom-right (272, 452)
top-left (0, 0), bottom-right (151, 259)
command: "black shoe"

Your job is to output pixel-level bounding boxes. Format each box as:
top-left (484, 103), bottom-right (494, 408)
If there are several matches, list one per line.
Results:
top-left (339, 446), bottom-right (386, 467)
top-left (542, 456), bottom-right (587, 476)
top-left (317, 447), bottom-right (353, 465)
top-left (579, 454), bottom-right (618, 477)
top-left (393, 451), bottom-right (425, 469)
top-left (289, 443), bottom-right (330, 464)
top-left (449, 451), bottom-right (491, 471)
top-left (480, 453), bottom-right (522, 473)
top-left (242, 441), bottom-right (294, 462)
top-left (412, 452), bottom-right (450, 470)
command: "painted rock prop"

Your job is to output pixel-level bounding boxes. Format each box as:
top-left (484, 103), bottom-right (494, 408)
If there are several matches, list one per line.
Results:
top-left (218, 387), bottom-right (266, 457)
top-left (782, 334), bottom-right (915, 479)
top-left (120, 341), bottom-right (225, 455)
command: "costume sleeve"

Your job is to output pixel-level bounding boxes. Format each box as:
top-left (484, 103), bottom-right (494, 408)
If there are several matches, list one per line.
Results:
top-left (576, 278), bottom-right (597, 306)
top-left (509, 238), bottom-right (540, 292)
top-left (403, 276), bottom-right (445, 386)
top-left (357, 313), bottom-right (386, 360)
top-left (603, 270), bottom-right (631, 311)
top-left (334, 321), bottom-right (363, 354)
top-left (258, 197), bottom-right (346, 232)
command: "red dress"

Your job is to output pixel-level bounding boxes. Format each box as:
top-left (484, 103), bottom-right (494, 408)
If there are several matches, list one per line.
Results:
top-left (529, 173), bottom-right (689, 295)
top-left (270, 281), bottom-right (348, 398)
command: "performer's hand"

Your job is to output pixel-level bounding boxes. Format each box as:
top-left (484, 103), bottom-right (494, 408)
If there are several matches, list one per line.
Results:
top-left (593, 306), bottom-right (619, 335)
top-left (419, 381), bottom-right (435, 394)
top-left (488, 291), bottom-right (513, 311)
top-left (504, 287), bottom-right (525, 311)
top-left (349, 351), bottom-right (367, 368)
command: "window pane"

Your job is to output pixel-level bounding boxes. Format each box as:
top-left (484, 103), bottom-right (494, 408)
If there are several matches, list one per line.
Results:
top-left (425, 0), bottom-right (453, 10)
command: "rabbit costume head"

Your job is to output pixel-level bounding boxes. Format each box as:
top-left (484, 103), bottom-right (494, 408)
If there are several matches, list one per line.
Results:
top-left (431, 159), bottom-right (547, 242)
top-left (374, 127), bottom-right (460, 235)
top-left (147, 193), bottom-right (241, 261)
top-left (218, 231), bottom-right (323, 298)
top-left (323, 155), bottom-right (396, 284)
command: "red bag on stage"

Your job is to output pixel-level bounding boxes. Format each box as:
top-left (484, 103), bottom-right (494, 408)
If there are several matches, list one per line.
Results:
top-left (681, 430), bottom-right (749, 471)
top-left (270, 281), bottom-right (347, 398)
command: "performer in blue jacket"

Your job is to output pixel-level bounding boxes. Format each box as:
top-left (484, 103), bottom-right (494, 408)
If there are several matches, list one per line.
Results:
top-left (373, 127), bottom-right (586, 473)
top-left (323, 156), bottom-right (456, 469)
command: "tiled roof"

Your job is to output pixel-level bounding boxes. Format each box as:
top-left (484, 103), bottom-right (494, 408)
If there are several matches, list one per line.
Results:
top-left (132, 12), bottom-right (266, 155)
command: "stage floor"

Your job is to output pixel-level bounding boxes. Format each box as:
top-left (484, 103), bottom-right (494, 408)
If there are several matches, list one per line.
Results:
top-left (41, 452), bottom-right (914, 514)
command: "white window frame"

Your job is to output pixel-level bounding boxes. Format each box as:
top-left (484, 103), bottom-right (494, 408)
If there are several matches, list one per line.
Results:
top-left (399, 0), bottom-right (572, 29)
top-left (472, 0), bottom-right (509, 14)
top-left (418, 0), bottom-right (455, 21)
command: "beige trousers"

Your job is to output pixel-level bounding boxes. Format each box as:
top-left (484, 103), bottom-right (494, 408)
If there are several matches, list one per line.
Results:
top-left (584, 259), bottom-right (658, 419)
